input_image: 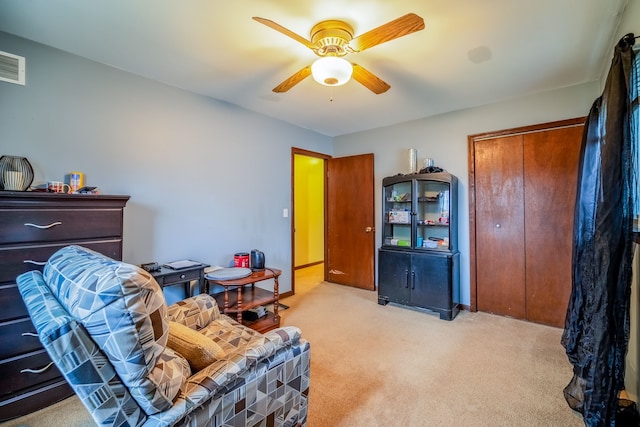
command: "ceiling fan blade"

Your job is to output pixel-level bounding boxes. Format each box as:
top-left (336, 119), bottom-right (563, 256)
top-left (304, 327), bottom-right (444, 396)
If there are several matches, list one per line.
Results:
top-left (273, 66), bottom-right (312, 93)
top-left (350, 13), bottom-right (425, 52)
top-left (351, 64), bottom-right (390, 94)
top-left (253, 17), bottom-right (318, 51)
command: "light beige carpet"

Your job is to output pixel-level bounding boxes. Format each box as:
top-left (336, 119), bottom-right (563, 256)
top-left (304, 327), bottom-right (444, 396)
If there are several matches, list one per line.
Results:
top-left (280, 274), bottom-right (583, 427)
top-left (2, 267), bottom-right (583, 426)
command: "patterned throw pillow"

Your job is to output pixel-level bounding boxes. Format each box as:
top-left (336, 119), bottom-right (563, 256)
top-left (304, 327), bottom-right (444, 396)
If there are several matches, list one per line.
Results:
top-left (167, 293), bottom-right (220, 330)
top-left (167, 321), bottom-right (226, 371)
top-left (43, 245), bottom-right (188, 415)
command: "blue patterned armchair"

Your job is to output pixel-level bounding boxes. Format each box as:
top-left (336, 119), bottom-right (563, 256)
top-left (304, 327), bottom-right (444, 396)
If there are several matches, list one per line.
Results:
top-left (16, 245), bottom-right (310, 426)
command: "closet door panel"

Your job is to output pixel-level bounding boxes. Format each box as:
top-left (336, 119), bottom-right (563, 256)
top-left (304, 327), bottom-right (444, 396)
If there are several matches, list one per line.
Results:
top-left (475, 135), bottom-right (526, 319)
top-left (523, 125), bottom-right (583, 327)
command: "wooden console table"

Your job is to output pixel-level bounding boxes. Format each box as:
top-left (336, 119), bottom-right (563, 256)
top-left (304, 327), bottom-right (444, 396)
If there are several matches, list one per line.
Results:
top-left (206, 268), bottom-right (281, 333)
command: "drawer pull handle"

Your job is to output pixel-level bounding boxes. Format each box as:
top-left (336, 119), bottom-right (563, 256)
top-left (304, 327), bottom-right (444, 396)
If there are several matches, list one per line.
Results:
top-left (21, 362), bottom-right (53, 374)
top-left (21, 332), bottom-right (39, 337)
top-left (24, 221), bottom-right (63, 229)
top-left (180, 274), bottom-right (186, 279)
top-left (24, 260), bottom-right (47, 266)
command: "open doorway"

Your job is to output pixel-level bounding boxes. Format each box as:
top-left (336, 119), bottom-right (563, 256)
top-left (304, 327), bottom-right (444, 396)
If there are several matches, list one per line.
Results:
top-left (291, 148), bottom-right (330, 295)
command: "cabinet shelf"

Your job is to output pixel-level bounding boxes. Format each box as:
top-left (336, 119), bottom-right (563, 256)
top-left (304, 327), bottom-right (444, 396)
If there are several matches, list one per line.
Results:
top-left (212, 286), bottom-right (277, 313)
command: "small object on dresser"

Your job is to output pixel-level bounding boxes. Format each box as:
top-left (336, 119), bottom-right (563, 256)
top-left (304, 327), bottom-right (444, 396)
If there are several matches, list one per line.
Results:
top-left (140, 262), bottom-right (160, 272)
top-left (69, 171), bottom-right (84, 192)
top-left (76, 186), bottom-right (98, 194)
top-left (0, 155), bottom-right (34, 191)
top-left (164, 260), bottom-right (202, 270)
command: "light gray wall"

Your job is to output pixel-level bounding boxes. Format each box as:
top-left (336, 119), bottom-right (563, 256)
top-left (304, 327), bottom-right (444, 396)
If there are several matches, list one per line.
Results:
top-left (0, 32), bottom-right (333, 299)
top-left (332, 82), bottom-right (600, 306)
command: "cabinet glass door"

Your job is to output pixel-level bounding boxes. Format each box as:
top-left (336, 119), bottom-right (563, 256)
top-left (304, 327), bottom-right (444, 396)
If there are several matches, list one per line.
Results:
top-left (383, 180), bottom-right (412, 247)
top-left (416, 180), bottom-right (451, 251)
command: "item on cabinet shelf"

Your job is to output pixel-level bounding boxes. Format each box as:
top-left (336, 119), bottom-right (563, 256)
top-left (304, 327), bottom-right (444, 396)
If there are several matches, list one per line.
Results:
top-left (424, 191), bottom-right (440, 200)
top-left (417, 236), bottom-right (424, 247)
top-left (242, 305), bottom-right (268, 321)
top-left (233, 252), bottom-right (250, 268)
top-left (47, 181), bottom-right (70, 193)
top-left (424, 158), bottom-right (435, 168)
top-left (0, 155), bottom-right (33, 191)
top-left (388, 209), bottom-right (410, 224)
top-left (408, 148), bottom-right (418, 173)
top-left (68, 171), bottom-right (84, 193)
top-left (251, 249), bottom-right (265, 271)
top-left (419, 164), bottom-right (444, 174)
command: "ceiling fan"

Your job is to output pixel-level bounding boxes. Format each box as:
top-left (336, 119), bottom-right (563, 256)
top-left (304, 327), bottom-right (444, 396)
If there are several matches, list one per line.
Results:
top-left (253, 13), bottom-right (425, 94)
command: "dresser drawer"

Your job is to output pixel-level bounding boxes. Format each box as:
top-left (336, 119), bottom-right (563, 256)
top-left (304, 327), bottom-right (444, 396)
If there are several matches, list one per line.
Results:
top-left (0, 239), bottom-right (123, 284)
top-left (0, 350), bottom-right (63, 399)
top-left (0, 284), bottom-right (28, 322)
top-left (0, 208), bottom-right (123, 245)
top-left (0, 318), bottom-right (41, 360)
top-left (0, 379), bottom-right (73, 422)
top-left (154, 268), bottom-right (202, 286)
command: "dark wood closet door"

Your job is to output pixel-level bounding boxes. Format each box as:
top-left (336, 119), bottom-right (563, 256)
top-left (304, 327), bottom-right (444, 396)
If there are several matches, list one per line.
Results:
top-left (523, 126), bottom-right (583, 327)
top-left (474, 135), bottom-right (526, 319)
top-left (469, 118), bottom-right (585, 327)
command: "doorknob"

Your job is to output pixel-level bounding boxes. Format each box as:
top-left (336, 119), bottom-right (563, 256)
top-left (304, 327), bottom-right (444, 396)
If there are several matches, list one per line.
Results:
top-left (365, 226), bottom-right (374, 233)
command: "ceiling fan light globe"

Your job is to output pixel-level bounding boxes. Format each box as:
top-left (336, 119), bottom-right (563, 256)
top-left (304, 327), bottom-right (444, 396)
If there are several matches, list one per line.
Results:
top-left (311, 57), bottom-right (352, 86)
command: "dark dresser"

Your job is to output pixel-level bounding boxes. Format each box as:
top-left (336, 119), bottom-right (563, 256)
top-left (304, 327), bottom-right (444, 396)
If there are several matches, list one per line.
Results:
top-left (0, 192), bottom-right (129, 421)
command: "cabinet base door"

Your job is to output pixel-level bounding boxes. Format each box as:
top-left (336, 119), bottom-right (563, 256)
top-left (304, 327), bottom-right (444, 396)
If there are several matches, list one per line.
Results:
top-left (378, 250), bottom-right (411, 305)
top-left (411, 252), bottom-right (459, 320)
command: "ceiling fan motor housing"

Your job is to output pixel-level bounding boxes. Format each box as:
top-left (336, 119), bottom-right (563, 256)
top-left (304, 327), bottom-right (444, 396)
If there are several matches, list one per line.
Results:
top-left (310, 20), bottom-right (354, 56)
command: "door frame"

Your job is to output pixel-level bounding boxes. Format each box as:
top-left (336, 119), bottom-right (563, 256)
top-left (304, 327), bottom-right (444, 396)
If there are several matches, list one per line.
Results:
top-left (467, 117), bottom-right (586, 313)
top-left (290, 147), bottom-right (331, 296)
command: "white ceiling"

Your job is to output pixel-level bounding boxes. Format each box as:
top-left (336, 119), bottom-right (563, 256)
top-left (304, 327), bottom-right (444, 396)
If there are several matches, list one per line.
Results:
top-left (0, 0), bottom-right (629, 137)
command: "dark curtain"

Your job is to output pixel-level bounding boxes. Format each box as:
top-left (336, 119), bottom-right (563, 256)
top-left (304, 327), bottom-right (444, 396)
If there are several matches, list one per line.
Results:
top-left (561, 33), bottom-right (637, 426)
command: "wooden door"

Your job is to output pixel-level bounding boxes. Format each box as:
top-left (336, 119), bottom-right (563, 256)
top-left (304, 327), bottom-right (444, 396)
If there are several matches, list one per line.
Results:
top-left (523, 126), bottom-right (583, 326)
top-left (326, 153), bottom-right (375, 290)
top-left (474, 135), bottom-right (527, 319)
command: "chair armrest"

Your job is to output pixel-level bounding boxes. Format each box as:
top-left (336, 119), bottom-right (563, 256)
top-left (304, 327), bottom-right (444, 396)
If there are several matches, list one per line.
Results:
top-left (264, 326), bottom-right (302, 348)
top-left (167, 293), bottom-right (221, 330)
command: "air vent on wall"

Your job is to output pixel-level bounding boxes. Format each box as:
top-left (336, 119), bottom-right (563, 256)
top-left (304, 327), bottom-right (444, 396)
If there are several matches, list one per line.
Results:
top-left (0, 51), bottom-right (25, 86)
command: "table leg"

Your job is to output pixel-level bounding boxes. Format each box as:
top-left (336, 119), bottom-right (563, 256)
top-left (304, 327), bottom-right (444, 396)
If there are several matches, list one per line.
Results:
top-left (273, 275), bottom-right (280, 322)
top-left (223, 287), bottom-right (230, 315)
top-left (237, 286), bottom-right (243, 323)
top-left (199, 275), bottom-right (207, 295)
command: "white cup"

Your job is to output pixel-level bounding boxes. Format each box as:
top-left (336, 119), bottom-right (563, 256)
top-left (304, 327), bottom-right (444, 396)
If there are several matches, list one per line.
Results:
top-left (3, 171), bottom-right (24, 191)
top-left (48, 181), bottom-right (71, 193)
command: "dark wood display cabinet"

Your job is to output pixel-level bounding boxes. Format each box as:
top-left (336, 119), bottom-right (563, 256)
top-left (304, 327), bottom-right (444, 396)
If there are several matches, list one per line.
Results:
top-left (0, 192), bottom-right (129, 421)
top-left (377, 172), bottom-right (460, 320)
